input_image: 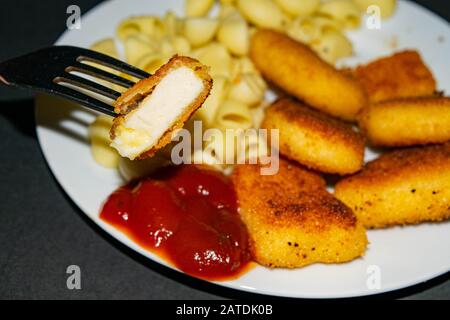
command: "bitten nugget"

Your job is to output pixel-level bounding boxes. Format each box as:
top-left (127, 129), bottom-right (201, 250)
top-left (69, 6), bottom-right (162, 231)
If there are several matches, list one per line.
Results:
top-left (262, 98), bottom-right (365, 175)
top-left (250, 29), bottom-right (367, 121)
top-left (232, 158), bottom-right (368, 268)
top-left (354, 50), bottom-right (436, 103)
top-left (110, 55), bottom-right (212, 159)
top-left (359, 97), bottom-right (450, 147)
top-left (335, 144), bottom-right (450, 229)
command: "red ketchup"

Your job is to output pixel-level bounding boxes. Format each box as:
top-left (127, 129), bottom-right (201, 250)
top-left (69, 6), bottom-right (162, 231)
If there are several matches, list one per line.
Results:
top-left (100, 165), bottom-right (251, 280)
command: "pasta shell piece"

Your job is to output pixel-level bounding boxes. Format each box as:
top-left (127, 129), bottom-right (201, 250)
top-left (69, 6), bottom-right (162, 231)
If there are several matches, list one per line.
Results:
top-left (236, 57), bottom-right (258, 74)
top-left (287, 15), bottom-right (342, 44)
top-left (228, 73), bottom-right (266, 106)
top-left (192, 42), bottom-right (232, 77)
top-left (135, 53), bottom-right (169, 74)
top-left (163, 10), bottom-right (181, 37)
top-left (183, 17), bottom-right (219, 47)
top-left (159, 37), bottom-right (177, 56)
top-left (123, 34), bottom-right (159, 66)
top-left (217, 13), bottom-right (249, 56)
top-left (117, 16), bottom-right (164, 40)
top-left (311, 29), bottom-right (353, 64)
top-left (219, 0), bottom-right (236, 5)
top-left (215, 99), bottom-right (253, 130)
top-left (317, 0), bottom-right (361, 29)
top-left (185, 0), bottom-right (215, 17)
top-left (90, 38), bottom-right (119, 58)
top-left (170, 36), bottom-right (192, 55)
top-left (274, 0), bottom-right (320, 17)
top-left (89, 115), bottom-right (120, 169)
top-left (237, 0), bottom-right (289, 31)
top-left (195, 76), bottom-right (230, 127)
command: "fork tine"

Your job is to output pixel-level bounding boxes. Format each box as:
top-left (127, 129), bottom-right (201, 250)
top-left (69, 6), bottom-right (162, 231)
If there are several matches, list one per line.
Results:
top-left (68, 62), bottom-right (136, 88)
top-left (50, 84), bottom-right (116, 116)
top-left (55, 73), bottom-right (121, 100)
top-left (70, 46), bottom-right (151, 80)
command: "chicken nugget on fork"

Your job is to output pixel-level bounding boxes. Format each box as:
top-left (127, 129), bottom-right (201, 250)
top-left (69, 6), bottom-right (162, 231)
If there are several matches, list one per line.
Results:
top-left (110, 55), bottom-right (212, 160)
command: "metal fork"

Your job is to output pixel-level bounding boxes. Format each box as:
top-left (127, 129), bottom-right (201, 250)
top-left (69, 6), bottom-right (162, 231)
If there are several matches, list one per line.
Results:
top-left (0, 46), bottom-right (151, 116)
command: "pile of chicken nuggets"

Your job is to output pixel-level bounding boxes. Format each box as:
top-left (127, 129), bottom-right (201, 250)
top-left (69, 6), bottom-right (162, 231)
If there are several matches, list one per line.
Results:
top-left (231, 29), bottom-right (450, 269)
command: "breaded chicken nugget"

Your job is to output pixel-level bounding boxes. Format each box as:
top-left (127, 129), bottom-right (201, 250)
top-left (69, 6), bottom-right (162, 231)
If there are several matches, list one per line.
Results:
top-left (335, 143), bottom-right (450, 229)
top-left (110, 55), bottom-right (212, 160)
top-left (354, 50), bottom-right (436, 103)
top-left (262, 98), bottom-right (365, 175)
top-left (232, 158), bottom-right (368, 268)
top-left (250, 29), bottom-right (367, 121)
top-left (359, 97), bottom-right (450, 147)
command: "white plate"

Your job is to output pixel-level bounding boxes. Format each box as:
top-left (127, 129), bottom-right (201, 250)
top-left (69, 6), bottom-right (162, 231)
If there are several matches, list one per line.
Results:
top-left (35, 0), bottom-right (450, 298)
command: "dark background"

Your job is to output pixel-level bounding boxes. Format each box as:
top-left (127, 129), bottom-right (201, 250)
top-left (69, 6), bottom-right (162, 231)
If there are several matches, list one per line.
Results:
top-left (0, 0), bottom-right (449, 300)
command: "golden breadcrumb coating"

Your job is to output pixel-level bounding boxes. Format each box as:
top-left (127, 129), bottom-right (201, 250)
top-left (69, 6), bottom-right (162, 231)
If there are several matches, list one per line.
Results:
top-left (110, 55), bottom-right (212, 159)
top-left (354, 50), bottom-right (436, 103)
top-left (232, 158), bottom-right (368, 268)
top-left (359, 97), bottom-right (450, 147)
top-left (335, 143), bottom-right (450, 229)
top-left (250, 29), bottom-right (367, 121)
top-left (262, 98), bottom-right (365, 175)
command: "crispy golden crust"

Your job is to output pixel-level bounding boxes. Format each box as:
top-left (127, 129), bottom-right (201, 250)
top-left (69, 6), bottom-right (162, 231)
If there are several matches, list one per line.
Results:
top-left (335, 143), bottom-right (450, 228)
top-left (250, 29), bottom-right (367, 121)
top-left (232, 158), bottom-right (368, 268)
top-left (262, 98), bottom-right (365, 175)
top-left (358, 97), bottom-right (450, 147)
top-left (110, 55), bottom-right (212, 159)
top-left (354, 50), bottom-right (436, 103)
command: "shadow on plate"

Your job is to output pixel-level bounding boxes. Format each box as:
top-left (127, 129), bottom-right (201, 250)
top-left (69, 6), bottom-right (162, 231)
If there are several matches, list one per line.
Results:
top-left (35, 93), bottom-right (99, 145)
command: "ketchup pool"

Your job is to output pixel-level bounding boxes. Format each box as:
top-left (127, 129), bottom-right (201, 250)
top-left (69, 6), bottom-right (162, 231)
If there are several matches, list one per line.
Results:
top-left (100, 165), bottom-right (251, 280)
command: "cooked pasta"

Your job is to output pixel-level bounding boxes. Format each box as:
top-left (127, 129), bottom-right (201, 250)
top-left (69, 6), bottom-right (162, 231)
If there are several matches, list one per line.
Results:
top-left (194, 76), bottom-right (230, 127)
top-left (228, 73), bottom-right (266, 106)
top-left (135, 52), bottom-right (169, 74)
top-left (214, 99), bottom-right (253, 130)
top-left (191, 42), bottom-right (232, 77)
top-left (117, 16), bottom-right (164, 40)
top-left (90, 38), bottom-right (119, 58)
top-left (185, 0), bottom-right (214, 17)
top-left (89, 115), bottom-right (120, 168)
top-left (287, 15), bottom-right (342, 45)
top-left (162, 11), bottom-right (181, 36)
top-left (217, 11), bottom-right (250, 56)
top-left (183, 17), bottom-right (218, 47)
top-left (123, 34), bottom-right (158, 65)
top-left (318, 0), bottom-right (361, 29)
top-left (237, 0), bottom-right (288, 31)
top-left (312, 29), bottom-right (353, 64)
top-left (274, 0), bottom-right (320, 17)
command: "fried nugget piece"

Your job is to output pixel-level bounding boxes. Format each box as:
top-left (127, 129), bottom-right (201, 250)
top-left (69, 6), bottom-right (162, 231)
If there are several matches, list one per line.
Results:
top-left (335, 144), bottom-right (450, 229)
top-left (359, 97), bottom-right (450, 147)
top-left (250, 29), bottom-right (367, 121)
top-left (232, 158), bottom-right (367, 268)
top-left (354, 50), bottom-right (436, 103)
top-left (110, 55), bottom-right (212, 159)
top-left (262, 98), bottom-right (365, 175)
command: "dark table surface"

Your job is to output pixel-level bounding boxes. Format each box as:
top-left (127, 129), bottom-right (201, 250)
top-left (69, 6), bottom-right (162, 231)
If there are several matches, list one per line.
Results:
top-left (0, 0), bottom-right (449, 300)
